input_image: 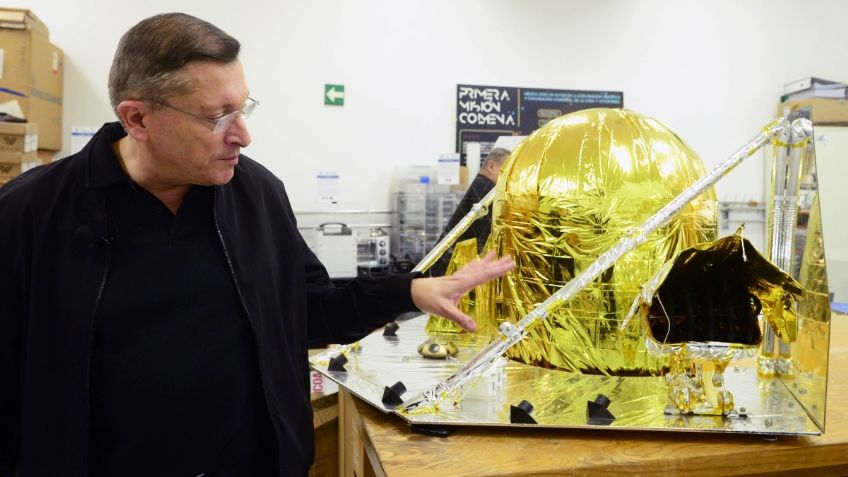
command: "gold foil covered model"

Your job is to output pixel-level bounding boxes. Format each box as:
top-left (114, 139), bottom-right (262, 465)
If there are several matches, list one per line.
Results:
top-left (312, 114), bottom-right (831, 437)
top-left (482, 108), bottom-right (718, 375)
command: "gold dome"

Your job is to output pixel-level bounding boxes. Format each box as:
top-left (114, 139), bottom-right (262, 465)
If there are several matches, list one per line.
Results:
top-left (483, 108), bottom-right (718, 375)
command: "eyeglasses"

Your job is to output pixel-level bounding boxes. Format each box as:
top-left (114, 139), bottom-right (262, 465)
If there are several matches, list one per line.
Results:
top-left (142, 96), bottom-right (259, 134)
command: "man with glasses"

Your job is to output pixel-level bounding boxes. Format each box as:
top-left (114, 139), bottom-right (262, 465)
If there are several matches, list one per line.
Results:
top-left (0, 13), bottom-right (514, 477)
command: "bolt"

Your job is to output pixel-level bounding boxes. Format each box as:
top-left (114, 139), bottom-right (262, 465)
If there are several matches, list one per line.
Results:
top-left (498, 322), bottom-right (515, 337)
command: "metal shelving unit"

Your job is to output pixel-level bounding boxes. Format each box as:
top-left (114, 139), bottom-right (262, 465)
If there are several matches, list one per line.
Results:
top-left (392, 183), bottom-right (463, 271)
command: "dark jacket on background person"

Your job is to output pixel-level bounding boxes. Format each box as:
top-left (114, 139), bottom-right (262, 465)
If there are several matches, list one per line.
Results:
top-left (429, 173), bottom-right (496, 276)
top-left (0, 122), bottom-right (417, 477)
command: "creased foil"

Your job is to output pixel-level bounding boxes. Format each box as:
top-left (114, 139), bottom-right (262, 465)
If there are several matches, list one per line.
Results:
top-left (402, 112), bottom-right (781, 413)
top-left (483, 108), bottom-right (719, 375)
top-left (627, 228), bottom-right (804, 348)
top-left (310, 111), bottom-right (829, 435)
top-left (425, 238), bottom-right (494, 333)
top-left (625, 229), bottom-right (805, 414)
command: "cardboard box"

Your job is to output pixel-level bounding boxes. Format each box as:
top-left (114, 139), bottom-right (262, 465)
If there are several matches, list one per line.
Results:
top-left (0, 8), bottom-right (49, 36)
top-left (309, 393), bottom-right (339, 477)
top-left (0, 122), bottom-right (38, 153)
top-left (778, 98), bottom-right (848, 124)
top-left (456, 164), bottom-right (469, 191)
top-left (36, 148), bottom-right (54, 164)
top-left (0, 8), bottom-right (63, 150)
top-left (0, 150), bottom-right (40, 185)
top-left (306, 350), bottom-right (340, 477)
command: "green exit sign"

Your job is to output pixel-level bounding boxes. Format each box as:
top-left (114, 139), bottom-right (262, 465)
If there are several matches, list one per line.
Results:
top-left (324, 84), bottom-right (345, 106)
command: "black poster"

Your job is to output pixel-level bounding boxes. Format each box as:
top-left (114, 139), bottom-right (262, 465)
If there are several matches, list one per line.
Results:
top-left (456, 84), bottom-right (623, 165)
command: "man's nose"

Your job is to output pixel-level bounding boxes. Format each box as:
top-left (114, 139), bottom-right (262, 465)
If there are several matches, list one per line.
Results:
top-left (225, 115), bottom-right (251, 147)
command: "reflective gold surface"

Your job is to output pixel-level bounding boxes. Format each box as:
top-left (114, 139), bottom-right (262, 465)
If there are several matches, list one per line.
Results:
top-left (482, 108), bottom-right (717, 374)
top-left (426, 238), bottom-right (486, 333)
top-left (786, 142), bottom-right (831, 430)
top-left (309, 114), bottom-right (830, 436)
top-left (310, 314), bottom-right (820, 435)
top-left (626, 230), bottom-right (804, 414)
top-left (799, 194), bottom-right (830, 325)
top-left (632, 230), bottom-right (804, 347)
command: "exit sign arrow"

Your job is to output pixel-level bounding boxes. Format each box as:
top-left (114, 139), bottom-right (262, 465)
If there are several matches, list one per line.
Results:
top-left (324, 84), bottom-right (345, 106)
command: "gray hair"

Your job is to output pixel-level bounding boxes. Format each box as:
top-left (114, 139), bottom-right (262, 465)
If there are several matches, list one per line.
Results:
top-left (108, 12), bottom-right (241, 112)
top-left (485, 147), bottom-right (511, 166)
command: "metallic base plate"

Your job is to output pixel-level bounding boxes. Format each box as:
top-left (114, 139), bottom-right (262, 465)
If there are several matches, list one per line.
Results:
top-left (310, 314), bottom-right (821, 435)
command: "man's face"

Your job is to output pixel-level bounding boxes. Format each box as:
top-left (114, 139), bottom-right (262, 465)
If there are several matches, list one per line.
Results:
top-left (144, 60), bottom-right (251, 187)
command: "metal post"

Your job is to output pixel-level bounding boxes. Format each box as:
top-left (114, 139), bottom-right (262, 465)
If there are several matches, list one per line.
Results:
top-left (759, 118), bottom-right (812, 377)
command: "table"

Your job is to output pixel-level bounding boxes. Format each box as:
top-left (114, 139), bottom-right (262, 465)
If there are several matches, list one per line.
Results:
top-left (338, 315), bottom-right (848, 477)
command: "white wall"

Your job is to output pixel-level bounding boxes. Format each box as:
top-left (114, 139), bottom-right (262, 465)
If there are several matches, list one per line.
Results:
top-left (10, 0), bottom-right (848, 211)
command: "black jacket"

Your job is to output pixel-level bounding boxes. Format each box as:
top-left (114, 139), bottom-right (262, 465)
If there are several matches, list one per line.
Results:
top-left (0, 122), bottom-right (417, 476)
top-left (429, 173), bottom-right (495, 276)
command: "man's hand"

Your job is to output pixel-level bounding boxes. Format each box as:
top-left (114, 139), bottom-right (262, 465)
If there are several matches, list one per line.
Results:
top-left (410, 252), bottom-right (516, 331)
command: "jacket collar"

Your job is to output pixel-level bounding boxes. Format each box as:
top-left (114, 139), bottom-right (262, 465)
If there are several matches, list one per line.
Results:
top-left (74, 122), bottom-right (130, 244)
top-left (84, 122), bottom-right (132, 189)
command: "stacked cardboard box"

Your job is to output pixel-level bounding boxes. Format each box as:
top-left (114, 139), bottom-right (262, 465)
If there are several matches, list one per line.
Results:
top-left (778, 98), bottom-right (848, 125)
top-left (0, 122), bottom-right (40, 186)
top-left (0, 8), bottom-right (64, 152)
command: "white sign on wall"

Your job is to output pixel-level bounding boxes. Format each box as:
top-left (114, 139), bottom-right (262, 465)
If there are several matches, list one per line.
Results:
top-left (316, 170), bottom-right (340, 203)
top-left (437, 153), bottom-right (460, 185)
top-left (71, 126), bottom-right (98, 154)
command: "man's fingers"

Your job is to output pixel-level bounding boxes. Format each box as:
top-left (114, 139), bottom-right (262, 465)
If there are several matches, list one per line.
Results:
top-left (440, 306), bottom-right (477, 332)
top-left (454, 253), bottom-right (516, 287)
top-left (487, 255), bottom-right (516, 276)
top-left (411, 254), bottom-right (514, 333)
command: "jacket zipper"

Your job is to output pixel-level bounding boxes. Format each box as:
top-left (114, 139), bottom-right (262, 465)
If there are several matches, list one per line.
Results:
top-left (211, 189), bottom-right (276, 429)
top-left (84, 242), bottom-right (110, 475)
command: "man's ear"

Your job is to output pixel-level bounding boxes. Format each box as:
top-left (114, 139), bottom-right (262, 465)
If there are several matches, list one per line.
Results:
top-left (485, 159), bottom-right (500, 176)
top-left (115, 100), bottom-right (151, 142)
top-left (482, 159), bottom-right (503, 182)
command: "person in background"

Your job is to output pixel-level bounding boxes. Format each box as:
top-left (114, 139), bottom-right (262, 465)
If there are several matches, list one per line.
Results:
top-left (0, 13), bottom-right (514, 477)
top-left (430, 147), bottom-right (511, 276)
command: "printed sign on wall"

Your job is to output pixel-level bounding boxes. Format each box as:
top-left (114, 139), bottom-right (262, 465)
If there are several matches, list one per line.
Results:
top-left (456, 84), bottom-right (623, 166)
